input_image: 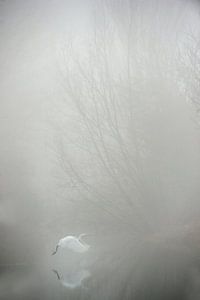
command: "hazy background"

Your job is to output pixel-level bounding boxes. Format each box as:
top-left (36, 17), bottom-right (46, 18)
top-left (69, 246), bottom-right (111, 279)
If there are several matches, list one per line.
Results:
top-left (1, 0), bottom-right (200, 299)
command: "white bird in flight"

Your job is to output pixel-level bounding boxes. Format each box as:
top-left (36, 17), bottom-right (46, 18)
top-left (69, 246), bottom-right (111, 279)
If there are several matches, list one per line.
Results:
top-left (52, 234), bottom-right (90, 255)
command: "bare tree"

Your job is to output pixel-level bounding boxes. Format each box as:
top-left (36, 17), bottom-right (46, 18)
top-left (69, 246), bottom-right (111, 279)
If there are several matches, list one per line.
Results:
top-left (54, 0), bottom-right (200, 244)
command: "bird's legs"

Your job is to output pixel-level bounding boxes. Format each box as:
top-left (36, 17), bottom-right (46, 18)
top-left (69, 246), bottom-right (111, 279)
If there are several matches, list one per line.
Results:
top-left (52, 245), bottom-right (59, 255)
top-left (52, 269), bottom-right (61, 280)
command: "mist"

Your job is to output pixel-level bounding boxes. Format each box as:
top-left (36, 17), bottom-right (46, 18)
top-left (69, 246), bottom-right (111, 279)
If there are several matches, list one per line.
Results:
top-left (0, 0), bottom-right (200, 299)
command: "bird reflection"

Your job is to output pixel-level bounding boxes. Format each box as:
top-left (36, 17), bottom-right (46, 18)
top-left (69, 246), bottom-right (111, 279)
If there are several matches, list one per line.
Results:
top-left (52, 268), bottom-right (90, 289)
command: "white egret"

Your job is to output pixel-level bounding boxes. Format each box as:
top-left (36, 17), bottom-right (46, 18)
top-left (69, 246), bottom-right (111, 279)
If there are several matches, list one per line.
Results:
top-left (52, 234), bottom-right (90, 255)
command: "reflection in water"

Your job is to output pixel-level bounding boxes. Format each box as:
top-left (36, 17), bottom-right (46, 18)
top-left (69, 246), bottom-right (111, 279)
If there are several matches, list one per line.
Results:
top-left (52, 268), bottom-right (90, 289)
top-left (1, 242), bottom-right (200, 300)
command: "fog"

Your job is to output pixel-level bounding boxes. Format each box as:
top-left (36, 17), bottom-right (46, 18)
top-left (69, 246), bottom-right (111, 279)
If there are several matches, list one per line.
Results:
top-left (0, 0), bottom-right (200, 299)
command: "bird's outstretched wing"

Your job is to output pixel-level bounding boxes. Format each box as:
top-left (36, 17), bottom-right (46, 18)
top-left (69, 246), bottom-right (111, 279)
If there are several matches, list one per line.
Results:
top-left (78, 233), bottom-right (89, 242)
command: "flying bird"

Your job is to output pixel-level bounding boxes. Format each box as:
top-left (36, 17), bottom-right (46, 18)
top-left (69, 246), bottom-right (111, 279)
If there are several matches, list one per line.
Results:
top-left (52, 234), bottom-right (90, 255)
